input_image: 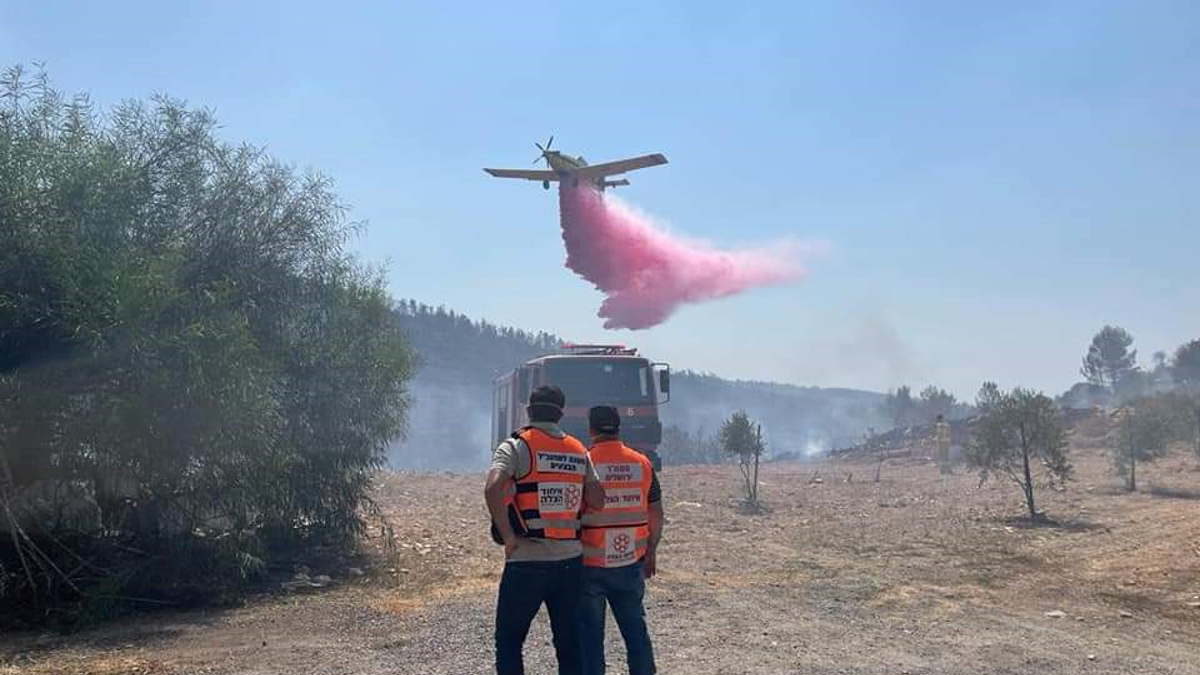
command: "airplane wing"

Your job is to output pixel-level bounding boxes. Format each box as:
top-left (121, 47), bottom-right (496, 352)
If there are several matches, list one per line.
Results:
top-left (573, 153), bottom-right (668, 179)
top-left (483, 168), bottom-right (560, 181)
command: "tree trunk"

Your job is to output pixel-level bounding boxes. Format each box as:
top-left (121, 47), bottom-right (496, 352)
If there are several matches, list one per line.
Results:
top-left (751, 450), bottom-right (760, 504)
top-left (1022, 446), bottom-right (1036, 519)
top-left (738, 460), bottom-right (752, 500)
top-left (1128, 452), bottom-right (1137, 492)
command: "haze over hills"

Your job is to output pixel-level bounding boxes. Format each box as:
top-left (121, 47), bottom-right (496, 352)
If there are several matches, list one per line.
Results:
top-left (390, 301), bottom-right (888, 470)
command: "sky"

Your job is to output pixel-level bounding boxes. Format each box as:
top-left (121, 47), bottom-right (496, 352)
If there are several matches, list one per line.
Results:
top-left (2, 1), bottom-right (1197, 399)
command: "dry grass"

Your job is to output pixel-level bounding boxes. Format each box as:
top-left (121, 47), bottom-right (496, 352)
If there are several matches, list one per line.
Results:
top-left (4, 415), bottom-right (1199, 674)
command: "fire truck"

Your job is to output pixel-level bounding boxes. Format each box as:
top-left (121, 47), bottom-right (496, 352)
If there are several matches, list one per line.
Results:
top-left (491, 344), bottom-right (670, 469)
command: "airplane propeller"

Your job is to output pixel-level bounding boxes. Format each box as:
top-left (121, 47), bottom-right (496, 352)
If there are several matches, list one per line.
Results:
top-left (533, 135), bottom-right (554, 165)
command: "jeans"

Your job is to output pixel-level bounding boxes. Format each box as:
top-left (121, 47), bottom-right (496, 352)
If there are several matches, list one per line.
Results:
top-left (578, 561), bottom-right (656, 675)
top-left (495, 556), bottom-right (583, 675)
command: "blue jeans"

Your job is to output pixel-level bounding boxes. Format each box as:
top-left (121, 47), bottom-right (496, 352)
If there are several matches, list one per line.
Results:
top-left (495, 556), bottom-right (584, 675)
top-left (578, 561), bottom-right (656, 675)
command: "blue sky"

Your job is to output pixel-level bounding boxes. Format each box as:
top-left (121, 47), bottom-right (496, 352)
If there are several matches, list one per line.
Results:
top-left (2, 1), bottom-right (1197, 398)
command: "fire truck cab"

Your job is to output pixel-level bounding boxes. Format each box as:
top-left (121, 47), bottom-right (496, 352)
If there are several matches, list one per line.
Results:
top-left (492, 344), bottom-right (670, 470)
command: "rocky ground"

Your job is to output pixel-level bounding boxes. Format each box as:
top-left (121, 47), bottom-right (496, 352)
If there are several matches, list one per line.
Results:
top-left (3, 422), bottom-right (1199, 674)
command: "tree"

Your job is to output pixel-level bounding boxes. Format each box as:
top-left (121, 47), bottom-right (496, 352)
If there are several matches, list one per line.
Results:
top-left (1109, 401), bottom-right (1173, 492)
top-left (660, 425), bottom-right (719, 466)
top-left (1081, 326), bottom-right (1138, 391)
top-left (1174, 340), bottom-right (1200, 391)
top-left (1173, 340), bottom-right (1200, 459)
top-left (965, 385), bottom-right (1071, 520)
top-left (976, 381), bottom-right (1003, 412)
top-left (720, 411), bottom-right (765, 506)
top-left (882, 385), bottom-right (916, 429)
top-left (917, 386), bottom-right (957, 425)
top-left (0, 66), bottom-right (413, 624)
top-left (1113, 370), bottom-right (1152, 404)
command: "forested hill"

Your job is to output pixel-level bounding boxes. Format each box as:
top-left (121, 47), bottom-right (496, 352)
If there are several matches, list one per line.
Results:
top-left (390, 301), bottom-right (887, 470)
top-left (394, 300), bottom-right (561, 384)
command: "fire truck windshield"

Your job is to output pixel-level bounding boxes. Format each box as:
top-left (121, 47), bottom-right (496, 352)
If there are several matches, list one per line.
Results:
top-left (544, 358), bottom-right (653, 406)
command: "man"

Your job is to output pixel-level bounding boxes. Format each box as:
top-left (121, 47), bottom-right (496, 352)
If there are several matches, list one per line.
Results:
top-left (485, 385), bottom-right (605, 675)
top-left (933, 414), bottom-right (952, 475)
top-left (578, 405), bottom-right (663, 675)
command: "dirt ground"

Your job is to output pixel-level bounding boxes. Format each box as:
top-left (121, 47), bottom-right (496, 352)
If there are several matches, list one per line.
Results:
top-left (3, 428), bottom-right (1199, 674)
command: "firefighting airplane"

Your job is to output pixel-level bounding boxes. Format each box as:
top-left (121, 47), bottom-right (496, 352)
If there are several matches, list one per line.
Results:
top-left (484, 136), bottom-right (667, 191)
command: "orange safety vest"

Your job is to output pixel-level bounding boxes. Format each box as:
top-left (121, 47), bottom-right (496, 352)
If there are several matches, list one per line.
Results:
top-left (505, 427), bottom-right (589, 540)
top-left (581, 440), bottom-right (652, 568)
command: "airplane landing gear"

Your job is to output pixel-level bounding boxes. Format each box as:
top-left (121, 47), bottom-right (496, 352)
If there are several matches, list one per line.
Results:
top-left (542, 180), bottom-right (550, 190)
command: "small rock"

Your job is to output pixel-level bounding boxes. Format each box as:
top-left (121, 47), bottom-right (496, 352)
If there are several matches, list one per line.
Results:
top-left (1187, 602), bottom-right (1200, 609)
top-left (1087, 654), bottom-right (1096, 661)
top-left (347, 567), bottom-right (365, 577)
top-left (311, 574), bottom-right (333, 587)
top-left (1044, 610), bottom-right (1067, 618)
top-left (1118, 610), bottom-right (1133, 618)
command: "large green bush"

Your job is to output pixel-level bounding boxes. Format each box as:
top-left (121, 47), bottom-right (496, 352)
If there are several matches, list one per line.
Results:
top-left (0, 66), bottom-right (413, 626)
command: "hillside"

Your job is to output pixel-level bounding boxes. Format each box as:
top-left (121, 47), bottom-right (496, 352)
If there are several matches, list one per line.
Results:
top-left (390, 302), bottom-right (887, 469)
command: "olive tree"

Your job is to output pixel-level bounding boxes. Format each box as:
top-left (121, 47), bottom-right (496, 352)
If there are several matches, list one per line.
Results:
top-left (965, 384), bottom-right (1071, 520)
top-left (720, 411), bottom-right (765, 506)
top-left (1109, 401), bottom-right (1173, 492)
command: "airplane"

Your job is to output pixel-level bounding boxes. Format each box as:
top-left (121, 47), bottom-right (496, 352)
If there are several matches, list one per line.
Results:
top-left (484, 136), bottom-right (668, 191)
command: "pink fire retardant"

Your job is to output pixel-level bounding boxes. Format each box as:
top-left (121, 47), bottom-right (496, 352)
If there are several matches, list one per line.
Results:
top-left (559, 185), bottom-right (807, 330)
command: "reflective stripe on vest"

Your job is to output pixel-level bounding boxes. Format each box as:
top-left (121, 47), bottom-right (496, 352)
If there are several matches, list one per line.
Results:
top-left (506, 427), bottom-right (588, 540)
top-left (581, 441), bottom-right (652, 568)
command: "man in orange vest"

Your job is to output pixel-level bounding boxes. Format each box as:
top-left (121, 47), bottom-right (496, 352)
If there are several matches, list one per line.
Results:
top-left (578, 405), bottom-right (663, 675)
top-left (485, 385), bottom-right (605, 675)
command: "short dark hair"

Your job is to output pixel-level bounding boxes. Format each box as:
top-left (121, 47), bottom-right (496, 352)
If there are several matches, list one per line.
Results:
top-left (588, 405), bottom-right (621, 435)
top-left (528, 385), bottom-right (565, 423)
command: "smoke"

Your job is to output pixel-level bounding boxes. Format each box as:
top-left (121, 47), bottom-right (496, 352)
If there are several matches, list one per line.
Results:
top-left (388, 378), bottom-right (494, 472)
top-left (559, 185), bottom-right (810, 330)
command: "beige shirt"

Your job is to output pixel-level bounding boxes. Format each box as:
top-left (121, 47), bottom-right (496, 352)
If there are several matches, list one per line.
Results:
top-left (491, 422), bottom-right (600, 563)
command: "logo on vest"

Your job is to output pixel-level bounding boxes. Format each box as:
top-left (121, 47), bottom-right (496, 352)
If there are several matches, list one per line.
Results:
top-left (612, 533), bottom-right (631, 553)
top-left (539, 482), bottom-right (580, 512)
top-left (535, 451), bottom-right (587, 475)
top-left (604, 527), bottom-right (637, 566)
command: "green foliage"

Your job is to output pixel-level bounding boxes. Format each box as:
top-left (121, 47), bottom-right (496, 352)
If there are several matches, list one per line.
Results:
top-left (0, 66), bottom-right (413, 626)
top-left (965, 385), bottom-right (1071, 519)
top-left (1173, 339), bottom-right (1200, 392)
top-left (659, 425), bottom-right (721, 465)
top-left (882, 385), bottom-right (915, 428)
top-left (918, 386), bottom-right (956, 424)
top-left (880, 384), bottom-right (960, 430)
top-left (720, 411), bottom-right (765, 504)
top-left (1081, 325), bottom-right (1138, 391)
top-left (1109, 400), bottom-right (1174, 491)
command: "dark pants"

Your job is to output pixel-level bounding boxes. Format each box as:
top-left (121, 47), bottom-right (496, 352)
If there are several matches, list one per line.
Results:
top-left (578, 561), bottom-right (656, 675)
top-left (495, 556), bottom-right (584, 675)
